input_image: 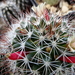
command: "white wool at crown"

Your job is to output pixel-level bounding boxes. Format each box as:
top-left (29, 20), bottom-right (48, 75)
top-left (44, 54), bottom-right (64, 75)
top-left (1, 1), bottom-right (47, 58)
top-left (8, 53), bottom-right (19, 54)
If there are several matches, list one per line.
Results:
top-left (5, 23), bottom-right (21, 43)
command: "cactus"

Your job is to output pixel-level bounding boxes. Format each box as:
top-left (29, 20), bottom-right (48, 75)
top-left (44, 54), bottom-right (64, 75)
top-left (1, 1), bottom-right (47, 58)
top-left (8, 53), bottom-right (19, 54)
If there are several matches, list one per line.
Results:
top-left (1, 3), bottom-right (74, 75)
top-left (0, 0), bottom-right (37, 25)
top-left (0, 1), bottom-right (75, 75)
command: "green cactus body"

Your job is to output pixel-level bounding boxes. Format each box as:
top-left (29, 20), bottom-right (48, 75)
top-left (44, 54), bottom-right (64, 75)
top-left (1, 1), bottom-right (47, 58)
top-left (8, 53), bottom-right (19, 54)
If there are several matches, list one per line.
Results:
top-left (10, 11), bottom-right (73, 75)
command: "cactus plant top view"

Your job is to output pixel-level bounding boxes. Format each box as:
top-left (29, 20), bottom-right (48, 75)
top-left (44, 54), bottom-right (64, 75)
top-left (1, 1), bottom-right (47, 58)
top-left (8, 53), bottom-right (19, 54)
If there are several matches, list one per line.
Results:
top-left (0, 0), bottom-right (75, 75)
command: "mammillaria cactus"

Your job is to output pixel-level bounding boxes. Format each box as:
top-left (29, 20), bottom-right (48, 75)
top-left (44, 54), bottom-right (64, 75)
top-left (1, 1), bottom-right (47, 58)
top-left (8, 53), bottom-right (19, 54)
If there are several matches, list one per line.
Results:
top-left (0, 1), bottom-right (75, 75)
top-left (0, 0), bottom-right (37, 25)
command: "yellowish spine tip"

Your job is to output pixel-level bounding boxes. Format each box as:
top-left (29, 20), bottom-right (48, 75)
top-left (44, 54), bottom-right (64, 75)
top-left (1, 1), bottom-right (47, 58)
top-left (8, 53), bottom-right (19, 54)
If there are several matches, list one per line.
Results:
top-left (46, 47), bottom-right (51, 52)
top-left (5, 53), bottom-right (10, 58)
top-left (17, 27), bottom-right (21, 30)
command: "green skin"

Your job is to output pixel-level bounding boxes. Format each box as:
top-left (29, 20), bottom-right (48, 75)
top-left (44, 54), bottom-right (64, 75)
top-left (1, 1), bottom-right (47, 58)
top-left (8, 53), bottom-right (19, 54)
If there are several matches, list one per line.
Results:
top-left (43, 0), bottom-right (60, 5)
